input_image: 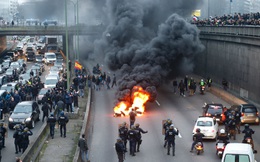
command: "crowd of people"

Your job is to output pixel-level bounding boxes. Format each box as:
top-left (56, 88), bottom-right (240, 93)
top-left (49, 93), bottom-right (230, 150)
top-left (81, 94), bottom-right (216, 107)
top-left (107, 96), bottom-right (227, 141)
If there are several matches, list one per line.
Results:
top-left (193, 12), bottom-right (260, 26)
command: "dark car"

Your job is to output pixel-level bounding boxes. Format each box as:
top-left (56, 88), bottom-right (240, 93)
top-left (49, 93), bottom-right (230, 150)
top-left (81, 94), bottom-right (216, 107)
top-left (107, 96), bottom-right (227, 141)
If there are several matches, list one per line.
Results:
top-left (8, 101), bottom-right (40, 129)
top-left (202, 103), bottom-right (225, 123)
top-left (37, 88), bottom-right (51, 104)
top-left (238, 104), bottom-right (259, 125)
top-left (27, 52), bottom-right (36, 62)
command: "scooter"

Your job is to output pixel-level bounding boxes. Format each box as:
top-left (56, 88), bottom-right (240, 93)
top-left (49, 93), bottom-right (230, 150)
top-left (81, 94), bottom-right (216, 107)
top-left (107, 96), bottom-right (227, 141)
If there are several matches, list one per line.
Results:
top-left (243, 137), bottom-right (257, 153)
top-left (216, 142), bottom-right (225, 158)
top-left (195, 142), bottom-right (204, 155)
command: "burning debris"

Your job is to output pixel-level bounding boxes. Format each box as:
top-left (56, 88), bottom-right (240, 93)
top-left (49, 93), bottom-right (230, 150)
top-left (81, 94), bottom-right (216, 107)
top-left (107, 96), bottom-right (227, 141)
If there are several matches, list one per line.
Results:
top-left (114, 86), bottom-right (150, 117)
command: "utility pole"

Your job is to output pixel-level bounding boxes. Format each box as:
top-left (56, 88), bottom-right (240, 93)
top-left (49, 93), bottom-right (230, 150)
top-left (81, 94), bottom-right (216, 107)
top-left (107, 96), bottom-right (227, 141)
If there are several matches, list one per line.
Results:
top-left (65, 0), bottom-right (70, 91)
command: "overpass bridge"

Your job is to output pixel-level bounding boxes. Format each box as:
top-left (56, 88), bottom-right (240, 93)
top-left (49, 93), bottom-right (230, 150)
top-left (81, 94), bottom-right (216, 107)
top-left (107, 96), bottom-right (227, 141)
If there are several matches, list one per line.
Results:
top-left (0, 25), bottom-right (105, 54)
top-left (196, 26), bottom-right (260, 105)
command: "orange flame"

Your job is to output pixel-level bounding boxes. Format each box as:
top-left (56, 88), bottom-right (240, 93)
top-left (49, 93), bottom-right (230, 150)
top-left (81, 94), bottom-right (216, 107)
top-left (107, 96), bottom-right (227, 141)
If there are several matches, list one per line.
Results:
top-left (114, 86), bottom-right (150, 117)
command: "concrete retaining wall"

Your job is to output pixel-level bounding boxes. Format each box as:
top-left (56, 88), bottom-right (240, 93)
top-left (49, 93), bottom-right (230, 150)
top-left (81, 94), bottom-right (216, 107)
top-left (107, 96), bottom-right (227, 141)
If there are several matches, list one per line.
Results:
top-left (194, 29), bottom-right (260, 105)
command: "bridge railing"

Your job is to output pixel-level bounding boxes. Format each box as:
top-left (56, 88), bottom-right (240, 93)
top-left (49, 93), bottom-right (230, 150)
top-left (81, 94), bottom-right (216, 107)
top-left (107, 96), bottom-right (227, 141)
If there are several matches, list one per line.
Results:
top-left (198, 26), bottom-right (260, 37)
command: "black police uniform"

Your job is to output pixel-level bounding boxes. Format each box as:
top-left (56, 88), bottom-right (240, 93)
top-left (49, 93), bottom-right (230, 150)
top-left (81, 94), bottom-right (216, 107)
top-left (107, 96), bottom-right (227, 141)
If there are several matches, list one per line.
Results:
top-left (127, 129), bottom-right (137, 156)
top-left (115, 140), bottom-right (125, 162)
top-left (13, 128), bottom-right (22, 154)
top-left (119, 126), bottom-right (128, 151)
top-left (58, 114), bottom-right (69, 137)
top-left (47, 115), bottom-right (57, 139)
top-left (165, 128), bottom-right (178, 156)
top-left (135, 126), bottom-right (148, 152)
top-left (42, 103), bottom-right (50, 122)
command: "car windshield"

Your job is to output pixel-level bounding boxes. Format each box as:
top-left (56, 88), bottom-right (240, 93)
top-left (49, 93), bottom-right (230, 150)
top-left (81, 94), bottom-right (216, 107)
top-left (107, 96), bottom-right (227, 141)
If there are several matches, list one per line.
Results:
top-left (207, 107), bottom-right (223, 114)
top-left (224, 154), bottom-right (250, 162)
top-left (36, 56), bottom-right (42, 59)
top-left (45, 79), bottom-right (57, 85)
top-left (2, 62), bottom-right (9, 66)
top-left (13, 105), bottom-right (32, 113)
top-left (47, 55), bottom-right (56, 58)
top-left (197, 121), bottom-right (213, 126)
top-left (243, 107), bottom-right (257, 113)
top-left (39, 89), bottom-right (49, 95)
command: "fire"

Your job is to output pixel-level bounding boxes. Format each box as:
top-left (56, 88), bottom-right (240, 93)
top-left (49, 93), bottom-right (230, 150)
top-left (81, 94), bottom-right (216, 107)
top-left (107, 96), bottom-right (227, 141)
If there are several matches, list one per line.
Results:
top-left (114, 86), bottom-right (150, 117)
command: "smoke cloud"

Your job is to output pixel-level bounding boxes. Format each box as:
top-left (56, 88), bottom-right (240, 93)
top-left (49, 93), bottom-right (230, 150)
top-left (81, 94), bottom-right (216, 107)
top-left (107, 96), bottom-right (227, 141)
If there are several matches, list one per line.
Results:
top-left (89, 0), bottom-right (204, 103)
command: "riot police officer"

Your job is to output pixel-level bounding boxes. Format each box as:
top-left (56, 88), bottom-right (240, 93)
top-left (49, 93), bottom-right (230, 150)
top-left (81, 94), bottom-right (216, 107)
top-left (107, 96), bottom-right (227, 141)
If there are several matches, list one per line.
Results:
top-left (47, 113), bottom-right (57, 139)
top-left (115, 138), bottom-right (125, 162)
top-left (58, 111), bottom-right (69, 138)
top-left (20, 127), bottom-right (33, 153)
top-left (118, 122), bottom-right (128, 151)
top-left (163, 119), bottom-right (172, 148)
top-left (165, 125), bottom-right (178, 156)
top-left (42, 102), bottom-right (51, 122)
top-left (13, 125), bottom-right (22, 154)
top-left (0, 123), bottom-right (6, 148)
top-left (127, 125), bottom-right (138, 156)
top-left (134, 123), bottom-right (148, 152)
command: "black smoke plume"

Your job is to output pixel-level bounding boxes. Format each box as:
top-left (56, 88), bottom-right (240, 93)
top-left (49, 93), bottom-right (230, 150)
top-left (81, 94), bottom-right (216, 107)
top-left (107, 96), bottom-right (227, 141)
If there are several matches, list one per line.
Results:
top-left (91, 0), bottom-right (204, 104)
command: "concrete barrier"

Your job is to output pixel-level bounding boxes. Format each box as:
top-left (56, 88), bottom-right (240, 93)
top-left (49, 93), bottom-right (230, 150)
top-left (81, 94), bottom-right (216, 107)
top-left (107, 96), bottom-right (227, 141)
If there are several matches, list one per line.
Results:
top-left (73, 88), bottom-right (92, 162)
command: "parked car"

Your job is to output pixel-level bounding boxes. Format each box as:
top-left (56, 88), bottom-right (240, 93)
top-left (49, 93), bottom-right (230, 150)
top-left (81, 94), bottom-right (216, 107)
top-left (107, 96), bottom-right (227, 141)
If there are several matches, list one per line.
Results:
top-left (0, 75), bottom-right (7, 87)
top-left (44, 76), bottom-right (58, 88)
top-left (0, 82), bottom-right (18, 92)
top-left (202, 103), bottom-right (225, 123)
top-left (8, 101), bottom-right (40, 129)
top-left (10, 62), bottom-right (22, 74)
top-left (238, 104), bottom-right (259, 125)
top-left (19, 73), bottom-right (31, 84)
top-left (192, 116), bottom-right (219, 140)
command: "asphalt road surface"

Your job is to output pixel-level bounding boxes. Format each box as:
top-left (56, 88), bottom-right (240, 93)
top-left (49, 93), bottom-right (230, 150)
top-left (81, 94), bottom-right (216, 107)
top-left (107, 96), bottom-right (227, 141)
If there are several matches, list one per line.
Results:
top-left (88, 83), bottom-right (260, 162)
top-left (1, 62), bottom-right (50, 162)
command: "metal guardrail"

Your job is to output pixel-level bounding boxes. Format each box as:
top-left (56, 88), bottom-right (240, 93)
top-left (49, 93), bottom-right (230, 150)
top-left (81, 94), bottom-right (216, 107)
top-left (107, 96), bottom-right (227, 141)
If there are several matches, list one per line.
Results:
top-left (198, 26), bottom-right (260, 37)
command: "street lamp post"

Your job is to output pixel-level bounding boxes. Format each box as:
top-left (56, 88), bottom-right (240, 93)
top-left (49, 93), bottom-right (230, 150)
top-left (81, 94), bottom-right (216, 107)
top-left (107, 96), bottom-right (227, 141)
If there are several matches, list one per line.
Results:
top-left (68, 0), bottom-right (77, 61)
top-left (65, 0), bottom-right (70, 91)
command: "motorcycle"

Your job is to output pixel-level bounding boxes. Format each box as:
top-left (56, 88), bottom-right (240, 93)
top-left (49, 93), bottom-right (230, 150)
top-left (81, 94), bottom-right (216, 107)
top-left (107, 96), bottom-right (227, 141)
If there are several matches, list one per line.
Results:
top-left (216, 142), bottom-right (225, 158)
top-left (243, 137), bottom-right (257, 153)
top-left (200, 86), bottom-right (205, 94)
top-left (195, 142), bottom-right (204, 155)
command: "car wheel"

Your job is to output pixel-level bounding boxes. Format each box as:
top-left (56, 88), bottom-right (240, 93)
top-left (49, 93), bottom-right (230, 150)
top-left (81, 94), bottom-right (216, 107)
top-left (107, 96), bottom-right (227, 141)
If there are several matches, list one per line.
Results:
top-left (30, 120), bottom-right (35, 129)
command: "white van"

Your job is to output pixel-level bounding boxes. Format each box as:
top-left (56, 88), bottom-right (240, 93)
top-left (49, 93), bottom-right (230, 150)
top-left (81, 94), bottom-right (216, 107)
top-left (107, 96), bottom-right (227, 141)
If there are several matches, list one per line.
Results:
top-left (44, 52), bottom-right (56, 65)
top-left (222, 143), bottom-right (257, 162)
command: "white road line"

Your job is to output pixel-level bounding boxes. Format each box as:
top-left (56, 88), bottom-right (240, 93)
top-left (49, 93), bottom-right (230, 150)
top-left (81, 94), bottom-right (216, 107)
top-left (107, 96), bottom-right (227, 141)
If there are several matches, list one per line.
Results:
top-left (155, 100), bottom-right (160, 106)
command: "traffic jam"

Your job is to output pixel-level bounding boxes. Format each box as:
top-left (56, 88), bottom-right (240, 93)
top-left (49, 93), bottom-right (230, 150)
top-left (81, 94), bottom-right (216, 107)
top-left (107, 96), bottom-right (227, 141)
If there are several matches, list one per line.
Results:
top-left (0, 35), bottom-right (68, 155)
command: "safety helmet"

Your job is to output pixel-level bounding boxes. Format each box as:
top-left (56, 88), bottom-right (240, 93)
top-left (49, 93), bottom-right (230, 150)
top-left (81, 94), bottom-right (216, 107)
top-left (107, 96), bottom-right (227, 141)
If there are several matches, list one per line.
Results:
top-left (170, 125), bottom-right (174, 129)
top-left (60, 111), bottom-right (64, 116)
top-left (220, 129), bottom-right (225, 134)
top-left (135, 123), bottom-right (140, 127)
top-left (245, 124), bottom-right (249, 129)
top-left (131, 125), bottom-right (135, 130)
top-left (24, 127), bottom-right (29, 132)
top-left (122, 122), bottom-right (127, 126)
top-left (167, 119), bottom-right (172, 124)
top-left (196, 128), bottom-right (201, 133)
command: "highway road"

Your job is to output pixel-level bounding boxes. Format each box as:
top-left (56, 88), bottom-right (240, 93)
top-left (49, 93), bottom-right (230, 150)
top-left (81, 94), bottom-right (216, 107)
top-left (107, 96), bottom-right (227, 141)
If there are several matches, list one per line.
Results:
top-left (87, 82), bottom-right (260, 162)
top-left (1, 62), bottom-right (50, 162)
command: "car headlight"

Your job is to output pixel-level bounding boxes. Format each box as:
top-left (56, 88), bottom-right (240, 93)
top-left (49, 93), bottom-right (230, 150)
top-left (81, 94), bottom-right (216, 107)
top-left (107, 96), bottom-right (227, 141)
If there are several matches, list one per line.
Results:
top-left (25, 117), bottom-right (31, 122)
top-left (9, 118), bottom-right (13, 122)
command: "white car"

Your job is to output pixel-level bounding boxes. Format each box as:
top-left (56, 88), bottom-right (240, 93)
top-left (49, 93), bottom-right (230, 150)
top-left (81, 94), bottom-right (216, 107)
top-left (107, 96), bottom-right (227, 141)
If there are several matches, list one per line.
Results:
top-left (44, 76), bottom-right (58, 88)
top-left (192, 116), bottom-right (219, 140)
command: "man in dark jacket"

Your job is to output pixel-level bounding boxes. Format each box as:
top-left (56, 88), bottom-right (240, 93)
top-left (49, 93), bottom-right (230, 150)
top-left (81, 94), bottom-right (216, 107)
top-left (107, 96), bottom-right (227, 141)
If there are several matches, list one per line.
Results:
top-left (58, 111), bottom-right (69, 138)
top-left (78, 134), bottom-right (89, 162)
top-left (47, 113), bottom-right (56, 139)
top-left (42, 102), bottom-right (51, 122)
top-left (115, 138), bottom-right (125, 162)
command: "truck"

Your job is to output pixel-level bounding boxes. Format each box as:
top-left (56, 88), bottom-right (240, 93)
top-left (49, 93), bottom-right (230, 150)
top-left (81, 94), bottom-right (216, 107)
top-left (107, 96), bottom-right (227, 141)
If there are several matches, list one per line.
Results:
top-left (45, 36), bottom-right (58, 45)
top-left (44, 36), bottom-right (58, 53)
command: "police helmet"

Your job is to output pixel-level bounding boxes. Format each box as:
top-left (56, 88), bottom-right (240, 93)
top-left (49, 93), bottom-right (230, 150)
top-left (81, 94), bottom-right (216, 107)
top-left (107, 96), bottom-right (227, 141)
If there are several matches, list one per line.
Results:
top-left (245, 124), bottom-right (249, 129)
top-left (167, 119), bottom-right (172, 124)
top-left (24, 127), bottom-right (29, 132)
top-left (131, 125), bottom-right (135, 130)
top-left (122, 122), bottom-right (127, 126)
top-left (170, 125), bottom-right (174, 129)
top-left (117, 138), bottom-right (122, 142)
top-left (135, 123), bottom-right (140, 127)
top-left (220, 129), bottom-right (225, 134)
top-left (50, 112), bottom-right (54, 116)
top-left (60, 111), bottom-right (64, 116)
top-left (196, 128), bottom-right (201, 133)
top-left (13, 124), bottom-right (20, 130)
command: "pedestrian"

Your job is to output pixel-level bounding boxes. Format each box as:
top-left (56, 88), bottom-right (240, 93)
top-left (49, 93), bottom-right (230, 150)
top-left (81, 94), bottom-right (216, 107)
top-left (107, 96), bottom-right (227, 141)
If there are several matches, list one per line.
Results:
top-left (13, 125), bottom-right (22, 154)
top-left (65, 92), bottom-right (73, 112)
top-left (115, 138), bottom-right (125, 162)
top-left (206, 77), bottom-right (212, 90)
top-left (178, 80), bottom-right (185, 97)
top-left (56, 99), bottom-right (65, 118)
top-left (165, 125), bottom-right (179, 156)
top-left (134, 123), bottom-right (148, 152)
top-left (20, 127), bottom-right (33, 153)
top-left (47, 113), bottom-right (56, 139)
top-left (79, 82), bottom-right (85, 98)
top-left (129, 108), bottom-right (137, 128)
top-left (106, 75), bottom-right (111, 89)
top-left (0, 123), bottom-right (7, 148)
top-left (111, 74), bottom-right (117, 88)
top-left (184, 75), bottom-right (188, 91)
top-left (172, 79), bottom-right (178, 94)
top-left (72, 90), bottom-right (79, 109)
top-left (118, 122), bottom-right (128, 152)
top-left (58, 111), bottom-right (69, 138)
top-left (78, 134), bottom-right (89, 162)
top-left (16, 157), bottom-right (22, 162)
top-left (41, 102), bottom-right (50, 122)
top-left (127, 125), bottom-right (137, 156)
